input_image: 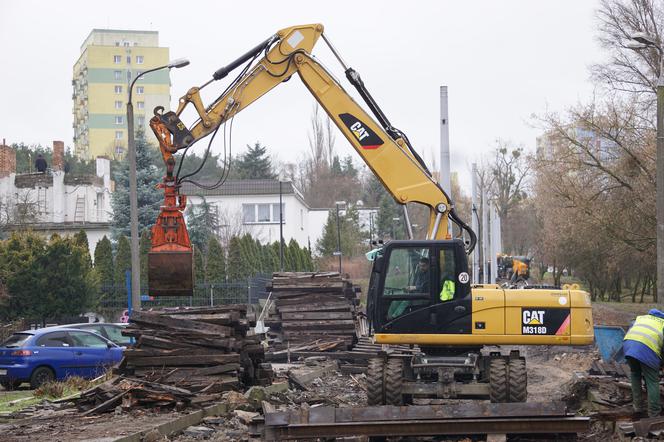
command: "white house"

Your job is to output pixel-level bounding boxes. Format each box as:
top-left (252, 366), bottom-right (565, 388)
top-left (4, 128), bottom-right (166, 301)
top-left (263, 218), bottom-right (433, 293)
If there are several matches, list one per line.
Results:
top-left (0, 141), bottom-right (112, 256)
top-left (182, 179), bottom-right (329, 251)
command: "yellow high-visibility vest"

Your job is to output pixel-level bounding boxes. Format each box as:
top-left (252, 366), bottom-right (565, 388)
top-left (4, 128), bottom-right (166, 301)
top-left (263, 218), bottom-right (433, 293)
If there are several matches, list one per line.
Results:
top-left (440, 280), bottom-right (455, 301)
top-left (624, 314), bottom-right (664, 356)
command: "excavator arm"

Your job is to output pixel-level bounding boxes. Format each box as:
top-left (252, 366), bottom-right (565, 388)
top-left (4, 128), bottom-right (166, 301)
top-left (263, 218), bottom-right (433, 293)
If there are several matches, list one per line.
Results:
top-left (148, 23), bottom-right (476, 295)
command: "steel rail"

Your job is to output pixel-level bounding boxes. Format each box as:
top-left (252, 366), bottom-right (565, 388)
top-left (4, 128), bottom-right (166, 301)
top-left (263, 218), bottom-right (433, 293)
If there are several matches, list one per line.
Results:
top-left (265, 416), bottom-right (590, 440)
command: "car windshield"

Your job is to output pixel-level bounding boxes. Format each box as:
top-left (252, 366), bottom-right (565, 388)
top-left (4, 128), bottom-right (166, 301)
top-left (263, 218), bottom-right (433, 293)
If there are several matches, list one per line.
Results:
top-left (1, 333), bottom-right (32, 348)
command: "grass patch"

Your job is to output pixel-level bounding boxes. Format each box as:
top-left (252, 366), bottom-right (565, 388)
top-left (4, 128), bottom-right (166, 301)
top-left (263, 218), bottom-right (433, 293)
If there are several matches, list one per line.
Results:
top-left (0, 390), bottom-right (41, 414)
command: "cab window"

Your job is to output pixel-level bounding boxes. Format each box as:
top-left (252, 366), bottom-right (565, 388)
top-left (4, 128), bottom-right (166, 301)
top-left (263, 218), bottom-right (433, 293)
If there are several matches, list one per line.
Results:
top-left (382, 247), bottom-right (431, 321)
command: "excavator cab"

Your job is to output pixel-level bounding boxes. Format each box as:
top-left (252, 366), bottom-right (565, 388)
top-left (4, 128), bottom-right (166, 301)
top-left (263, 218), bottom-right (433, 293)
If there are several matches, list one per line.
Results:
top-left (367, 239), bottom-right (471, 335)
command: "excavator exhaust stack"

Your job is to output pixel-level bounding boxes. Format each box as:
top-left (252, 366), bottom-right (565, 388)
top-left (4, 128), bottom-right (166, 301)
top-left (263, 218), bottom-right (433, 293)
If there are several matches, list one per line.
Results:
top-left (148, 175), bottom-right (194, 296)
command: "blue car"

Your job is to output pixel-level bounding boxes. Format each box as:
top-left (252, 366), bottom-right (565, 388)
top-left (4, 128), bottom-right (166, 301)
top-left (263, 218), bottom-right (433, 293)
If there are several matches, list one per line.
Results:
top-left (0, 328), bottom-right (124, 389)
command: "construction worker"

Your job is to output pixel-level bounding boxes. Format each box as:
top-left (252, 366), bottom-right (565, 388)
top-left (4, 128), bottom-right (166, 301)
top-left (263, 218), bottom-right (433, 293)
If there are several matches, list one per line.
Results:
top-left (440, 279), bottom-right (454, 301)
top-left (439, 250), bottom-right (455, 301)
top-left (622, 308), bottom-right (664, 417)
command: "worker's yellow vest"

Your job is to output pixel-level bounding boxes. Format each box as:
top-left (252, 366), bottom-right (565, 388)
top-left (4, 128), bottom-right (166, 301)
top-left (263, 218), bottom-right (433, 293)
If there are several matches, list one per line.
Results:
top-left (624, 315), bottom-right (664, 356)
top-left (440, 280), bottom-right (455, 301)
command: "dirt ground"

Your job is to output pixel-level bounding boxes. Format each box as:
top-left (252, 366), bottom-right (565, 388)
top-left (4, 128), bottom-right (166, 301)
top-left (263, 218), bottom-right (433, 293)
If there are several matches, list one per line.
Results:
top-left (1, 301), bottom-right (635, 441)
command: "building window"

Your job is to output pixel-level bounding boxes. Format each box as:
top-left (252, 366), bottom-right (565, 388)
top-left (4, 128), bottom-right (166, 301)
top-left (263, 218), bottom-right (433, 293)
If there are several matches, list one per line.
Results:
top-left (126, 55), bottom-right (131, 64)
top-left (114, 70), bottom-right (122, 80)
top-left (113, 55), bottom-right (122, 64)
top-left (115, 146), bottom-right (124, 155)
top-left (136, 86), bottom-right (144, 94)
top-left (115, 116), bottom-right (124, 125)
top-left (136, 70), bottom-right (144, 80)
top-left (115, 42), bottom-right (120, 47)
top-left (243, 205), bottom-right (255, 223)
top-left (127, 71), bottom-right (132, 82)
top-left (115, 131), bottom-right (123, 140)
top-left (123, 41), bottom-right (130, 47)
top-left (138, 116), bottom-right (145, 127)
top-left (114, 100), bottom-right (122, 109)
top-left (114, 85), bottom-right (122, 94)
top-left (242, 203), bottom-right (285, 224)
top-left (136, 55), bottom-right (144, 64)
top-left (137, 101), bottom-right (144, 110)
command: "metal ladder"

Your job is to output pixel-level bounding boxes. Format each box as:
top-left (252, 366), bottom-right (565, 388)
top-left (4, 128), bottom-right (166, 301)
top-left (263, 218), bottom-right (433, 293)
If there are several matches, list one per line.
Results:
top-left (74, 195), bottom-right (85, 222)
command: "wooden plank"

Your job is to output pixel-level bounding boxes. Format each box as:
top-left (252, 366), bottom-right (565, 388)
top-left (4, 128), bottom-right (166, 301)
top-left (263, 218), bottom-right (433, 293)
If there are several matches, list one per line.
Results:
top-left (165, 312), bottom-right (240, 325)
top-left (276, 303), bottom-right (351, 313)
top-left (281, 311), bottom-right (353, 320)
top-left (130, 311), bottom-right (232, 337)
top-left (282, 320), bottom-right (356, 330)
top-left (128, 354), bottom-right (240, 367)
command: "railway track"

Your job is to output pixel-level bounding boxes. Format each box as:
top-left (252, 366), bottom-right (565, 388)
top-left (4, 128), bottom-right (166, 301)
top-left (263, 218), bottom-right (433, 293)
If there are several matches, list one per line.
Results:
top-left (263, 401), bottom-right (589, 440)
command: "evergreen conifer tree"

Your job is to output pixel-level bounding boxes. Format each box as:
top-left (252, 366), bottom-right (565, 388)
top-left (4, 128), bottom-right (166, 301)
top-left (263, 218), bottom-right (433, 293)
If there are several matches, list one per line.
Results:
top-left (194, 245), bottom-right (205, 284)
top-left (226, 236), bottom-right (244, 281)
top-left (93, 235), bottom-right (114, 296)
top-left (139, 229), bottom-right (151, 290)
top-left (206, 237), bottom-right (226, 283)
top-left (111, 129), bottom-right (163, 239)
top-left (73, 230), bottom-right (92, 268)
top-left (235, 142), bottom-right (276, 179)
top-left (114, 236), bottom-right (131, 298)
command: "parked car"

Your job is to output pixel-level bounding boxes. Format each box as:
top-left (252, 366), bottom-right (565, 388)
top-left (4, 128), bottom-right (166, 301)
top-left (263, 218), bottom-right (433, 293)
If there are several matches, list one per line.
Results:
top-left (52, 322), bottom-right (131, 347)
top-left (0, 328), bottom-right (123, 389)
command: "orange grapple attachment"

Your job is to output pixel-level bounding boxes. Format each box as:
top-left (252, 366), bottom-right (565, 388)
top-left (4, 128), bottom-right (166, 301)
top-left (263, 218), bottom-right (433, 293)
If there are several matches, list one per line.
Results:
top-left (148, 174), bottom-right (194, 296)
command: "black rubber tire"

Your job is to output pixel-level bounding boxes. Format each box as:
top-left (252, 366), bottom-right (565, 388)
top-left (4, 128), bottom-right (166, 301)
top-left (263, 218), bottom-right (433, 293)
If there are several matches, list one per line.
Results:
top-left (489, 358), bottom-right (508, 403)
top-left (30, 366), bottom-right (55, 389)
top-left (508, 358), bottom-right (527, 402)
top-left (384, 357), bottom-right (403, 406)
top-left (1, 380), bottom-right (20, 390)
top-left (367, 358), bottom-right (385, 406)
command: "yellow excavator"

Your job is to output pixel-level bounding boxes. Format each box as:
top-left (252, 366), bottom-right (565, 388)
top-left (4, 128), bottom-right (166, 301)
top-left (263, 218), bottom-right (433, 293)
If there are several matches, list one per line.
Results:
top-left (148, 23), bottom-right (594, 405)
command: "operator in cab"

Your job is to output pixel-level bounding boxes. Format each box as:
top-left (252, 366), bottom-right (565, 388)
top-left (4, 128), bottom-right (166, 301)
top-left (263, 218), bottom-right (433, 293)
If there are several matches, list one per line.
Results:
top-left (622, 308), bottom-right (664, 418)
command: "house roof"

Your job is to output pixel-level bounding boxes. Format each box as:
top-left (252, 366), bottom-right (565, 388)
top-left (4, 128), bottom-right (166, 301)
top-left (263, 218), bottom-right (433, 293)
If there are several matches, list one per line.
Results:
top-left (181, 180), bottom-right (298, 197)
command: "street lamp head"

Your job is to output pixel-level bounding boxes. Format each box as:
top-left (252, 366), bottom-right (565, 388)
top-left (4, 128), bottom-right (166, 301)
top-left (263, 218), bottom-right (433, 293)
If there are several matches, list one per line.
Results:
top-left (631, 32), bottom-right (657, 47)
top-left (168, 58), bottom-right (190, 69)
top-left (335, 201), bottom-right (347, 206)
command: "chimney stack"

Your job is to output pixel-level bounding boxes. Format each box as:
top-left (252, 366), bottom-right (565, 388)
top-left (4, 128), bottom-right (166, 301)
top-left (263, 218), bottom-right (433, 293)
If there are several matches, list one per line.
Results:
top-left (0, 140), bottom-right (16, 178)
top-left (52, 141), bottom-right (65, 171)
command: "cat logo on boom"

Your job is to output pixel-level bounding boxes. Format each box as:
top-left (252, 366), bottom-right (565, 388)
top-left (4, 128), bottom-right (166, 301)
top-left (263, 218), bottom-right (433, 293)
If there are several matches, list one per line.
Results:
top-left (339, 113), bottom-right (384, 150)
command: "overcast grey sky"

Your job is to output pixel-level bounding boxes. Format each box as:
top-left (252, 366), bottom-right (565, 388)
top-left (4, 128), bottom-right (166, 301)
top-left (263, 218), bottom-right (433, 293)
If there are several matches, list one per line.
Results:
top-left (0, 0), bottom-right (603, 188)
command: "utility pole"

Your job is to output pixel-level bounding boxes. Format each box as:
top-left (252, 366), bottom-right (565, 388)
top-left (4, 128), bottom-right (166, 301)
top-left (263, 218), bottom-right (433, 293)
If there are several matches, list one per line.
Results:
top-left (471, 163), bottom-right (480, 284)
top-left (628, 33), bottom-right (664, 301)
top-left (439, 86), bottom-right (452, 236)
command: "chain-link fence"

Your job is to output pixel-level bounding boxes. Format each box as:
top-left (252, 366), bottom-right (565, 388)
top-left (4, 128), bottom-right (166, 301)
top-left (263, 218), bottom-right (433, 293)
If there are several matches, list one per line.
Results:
top-left (95, 274), bottom-right (272, 322)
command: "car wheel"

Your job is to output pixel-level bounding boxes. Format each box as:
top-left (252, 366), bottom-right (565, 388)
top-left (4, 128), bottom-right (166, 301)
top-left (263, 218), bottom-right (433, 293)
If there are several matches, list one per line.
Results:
top-left (1, 380), bottom-right (20, 390)
top-left (30, 367), bottom-right (55, 389)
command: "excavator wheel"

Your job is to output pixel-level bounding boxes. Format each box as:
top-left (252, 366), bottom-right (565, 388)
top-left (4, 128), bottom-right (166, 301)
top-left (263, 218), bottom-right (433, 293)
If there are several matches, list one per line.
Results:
top-left (489, 358), bottom-right (508, 403)
top-left (366, 358), bottom-right (385, 406)
top-left (508, 358), bottom-right (527, 402)
top-left (384, 357), bottom-right (403, 406)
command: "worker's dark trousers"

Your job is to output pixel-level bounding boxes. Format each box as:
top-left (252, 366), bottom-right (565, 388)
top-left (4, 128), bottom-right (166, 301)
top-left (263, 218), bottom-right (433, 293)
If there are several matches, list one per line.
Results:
top-left (627, 356), bottom-right (661, 417)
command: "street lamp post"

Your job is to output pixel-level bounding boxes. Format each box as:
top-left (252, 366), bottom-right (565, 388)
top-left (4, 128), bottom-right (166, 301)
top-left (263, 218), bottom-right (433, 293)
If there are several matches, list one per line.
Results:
top-left (392, 216), bottom-right (401, 240)
top-left (628, 33), bottom-right (664, 302)
top-left (126, 58), bottom-right (189, 313)
top-left (335, 201), bottom-right (346, 274)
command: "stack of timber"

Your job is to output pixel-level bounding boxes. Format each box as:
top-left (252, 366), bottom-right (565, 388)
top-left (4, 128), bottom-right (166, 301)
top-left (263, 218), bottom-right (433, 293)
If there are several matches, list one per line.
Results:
top-left (265, 272), bottom-right (361, 355)
top-left (120, 306), bottom-right (273, 394)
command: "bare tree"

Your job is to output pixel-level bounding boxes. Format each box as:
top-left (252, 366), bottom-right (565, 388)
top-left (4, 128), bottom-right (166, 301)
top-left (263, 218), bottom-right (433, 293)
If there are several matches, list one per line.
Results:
top-left (489, 140), bottom-right (530, 226)
top-left (593, 0), bottom-right (663, 99)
